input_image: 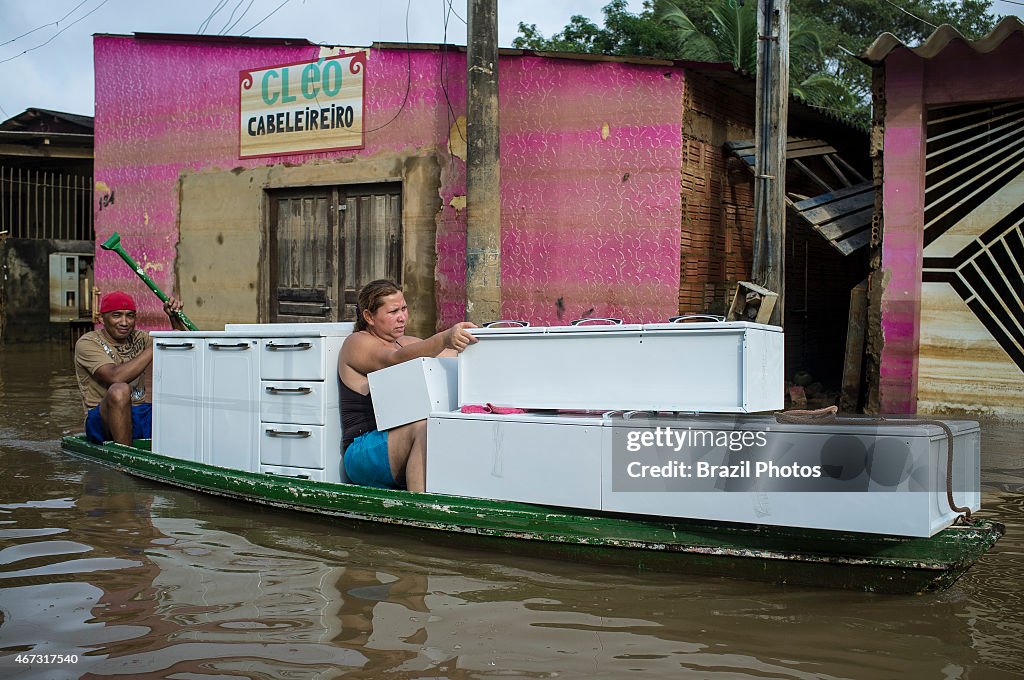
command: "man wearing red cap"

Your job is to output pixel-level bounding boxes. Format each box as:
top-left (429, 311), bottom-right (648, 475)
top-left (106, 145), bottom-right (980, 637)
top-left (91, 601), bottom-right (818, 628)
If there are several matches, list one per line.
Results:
top-left (74, 291), bottom-right (187, 444)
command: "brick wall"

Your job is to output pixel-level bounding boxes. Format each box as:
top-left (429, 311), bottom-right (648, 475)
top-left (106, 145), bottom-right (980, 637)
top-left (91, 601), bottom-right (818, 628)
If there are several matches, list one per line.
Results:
top-left (679, 73), bottom-right (755, 316)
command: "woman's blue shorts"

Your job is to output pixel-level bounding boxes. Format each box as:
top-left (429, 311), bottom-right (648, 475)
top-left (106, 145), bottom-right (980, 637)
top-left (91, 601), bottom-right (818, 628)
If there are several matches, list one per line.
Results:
top-left (343, 430), bottom-right (398, 489)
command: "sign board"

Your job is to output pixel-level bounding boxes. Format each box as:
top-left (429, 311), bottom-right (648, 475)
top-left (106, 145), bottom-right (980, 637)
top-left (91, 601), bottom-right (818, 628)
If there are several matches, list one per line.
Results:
top-left (239, 52), bottom-right (365, 158)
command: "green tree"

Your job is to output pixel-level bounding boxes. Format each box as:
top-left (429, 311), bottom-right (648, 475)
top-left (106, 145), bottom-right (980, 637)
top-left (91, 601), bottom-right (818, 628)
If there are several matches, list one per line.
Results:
top-left (790, 0), bottom-right (998, 102)
top-left (514, 0), bottom-right (1001, 119)
top-left (513, 0), bottom-right (683, 58)
top-left (657, 0), bottom-right (856, 114)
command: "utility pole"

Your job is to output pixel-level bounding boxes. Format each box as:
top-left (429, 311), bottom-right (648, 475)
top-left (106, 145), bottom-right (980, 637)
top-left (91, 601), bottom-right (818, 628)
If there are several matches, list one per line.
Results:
top-left (751, 0), bottom-right (789, 326)
top-left (465, 0), bottom-right (501, 324)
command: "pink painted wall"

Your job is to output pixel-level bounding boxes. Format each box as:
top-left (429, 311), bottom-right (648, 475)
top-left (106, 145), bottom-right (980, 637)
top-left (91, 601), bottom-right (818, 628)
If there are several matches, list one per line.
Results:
top-left (94, 37), bottom-right (683, 331)
top-left (879, 52), bottom-right (926, 414)
top-left (879, 34), bottom-right (1024, 413)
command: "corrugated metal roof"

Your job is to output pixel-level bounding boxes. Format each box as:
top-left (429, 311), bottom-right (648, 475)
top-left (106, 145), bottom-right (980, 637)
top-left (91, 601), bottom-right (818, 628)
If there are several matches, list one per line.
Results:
top-left (0, 108), bottom-right (93, 131)
top-left (861, 15), bottom-right (1024, 64)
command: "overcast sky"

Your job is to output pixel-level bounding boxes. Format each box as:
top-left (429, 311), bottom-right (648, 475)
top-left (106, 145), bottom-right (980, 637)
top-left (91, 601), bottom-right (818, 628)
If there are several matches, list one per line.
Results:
top-left (1, 0), bottom-right (1021, 120)
top-left (0, 0), bottom-right (647, 119)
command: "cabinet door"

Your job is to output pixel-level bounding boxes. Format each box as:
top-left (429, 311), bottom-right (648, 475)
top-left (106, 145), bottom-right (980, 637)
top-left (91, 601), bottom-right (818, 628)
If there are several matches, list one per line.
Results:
top-left (153, 338), bottom-right (204, 461)
top-left (204, 339), bottom-right (260, 471)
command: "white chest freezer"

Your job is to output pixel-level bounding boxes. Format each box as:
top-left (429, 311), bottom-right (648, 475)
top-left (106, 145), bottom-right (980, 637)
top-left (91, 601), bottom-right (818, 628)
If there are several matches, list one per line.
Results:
top-left (458, 322), bottom-right (784, 413)
top-left (426, 411), bottom-right (981, 537)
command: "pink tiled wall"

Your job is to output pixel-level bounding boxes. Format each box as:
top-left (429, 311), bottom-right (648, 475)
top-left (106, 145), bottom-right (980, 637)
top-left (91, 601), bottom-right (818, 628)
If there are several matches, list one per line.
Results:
top-left (94, 38), bottom-right (682, 329)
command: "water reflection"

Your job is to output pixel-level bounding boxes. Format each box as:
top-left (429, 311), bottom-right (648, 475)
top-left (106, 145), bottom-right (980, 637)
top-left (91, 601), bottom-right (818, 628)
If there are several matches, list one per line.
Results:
top-left (0, 344), bottom-right (1022, 678)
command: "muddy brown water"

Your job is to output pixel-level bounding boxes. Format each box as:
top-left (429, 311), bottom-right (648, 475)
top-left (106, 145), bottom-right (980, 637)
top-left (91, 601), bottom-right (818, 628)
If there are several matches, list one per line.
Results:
top-left (0, 344), bottom-right (1022, 679)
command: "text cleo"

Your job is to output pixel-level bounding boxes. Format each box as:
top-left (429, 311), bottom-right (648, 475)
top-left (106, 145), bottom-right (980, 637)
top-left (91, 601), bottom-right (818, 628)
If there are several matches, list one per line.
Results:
top-left (261, 60), bottom-right (344, 105)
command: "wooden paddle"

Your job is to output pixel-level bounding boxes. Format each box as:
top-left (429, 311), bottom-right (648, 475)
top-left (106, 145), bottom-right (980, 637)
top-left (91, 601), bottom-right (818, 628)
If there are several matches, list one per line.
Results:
top-left (100, 231), bottom-right (198, 331)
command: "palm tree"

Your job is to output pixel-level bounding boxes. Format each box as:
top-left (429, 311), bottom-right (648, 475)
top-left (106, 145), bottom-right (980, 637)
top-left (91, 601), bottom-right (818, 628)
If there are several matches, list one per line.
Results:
top-left (657, 0), bottom-right (858, 115)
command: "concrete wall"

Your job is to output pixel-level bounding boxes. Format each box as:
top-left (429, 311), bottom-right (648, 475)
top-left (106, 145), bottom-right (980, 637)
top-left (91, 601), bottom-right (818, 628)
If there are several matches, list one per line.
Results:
top-left (94, 37), bottom-right (684, 335)
top-left (879, 37), bottom-right (1024, 417)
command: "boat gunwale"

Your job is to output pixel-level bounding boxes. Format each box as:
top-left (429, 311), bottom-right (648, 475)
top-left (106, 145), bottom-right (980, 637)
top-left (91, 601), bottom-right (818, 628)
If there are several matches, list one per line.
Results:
top-left (58, 435), bottom-right (1004, 576)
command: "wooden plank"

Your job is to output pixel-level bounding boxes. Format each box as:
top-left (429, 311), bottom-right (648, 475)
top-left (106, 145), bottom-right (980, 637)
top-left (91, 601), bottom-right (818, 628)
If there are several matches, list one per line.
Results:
top-left (832, 154), bottom-right (867, 184)
top-left (840, 279), bottom-right (868, 411)
top-left (823, 154), bottom-right (852, 187)
top-left (834, 229), bottom-right (871, 255)
top-left (786, 143), bottom-right (837, 159)
top-left (815, 207), bottom-right (873, 240)
top-left (725, 140), bottom-right (755, 153)
top-left (278, 301), bottom-right (327, 317)
top-left (792, 159), bottom-right (834, 193)
top-left (277, 287), bottom-right (326, 302)
top-left (798, 192), bottom-right (874, 227)
top-left (728, 137), bottom-right (835, 161)
top-left (791, 182), bottom-right (873, 211)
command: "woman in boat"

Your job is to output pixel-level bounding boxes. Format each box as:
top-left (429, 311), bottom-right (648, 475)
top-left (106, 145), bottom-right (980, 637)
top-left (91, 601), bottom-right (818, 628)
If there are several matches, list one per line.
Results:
top-left (338, 279), bottom-right (476, 492)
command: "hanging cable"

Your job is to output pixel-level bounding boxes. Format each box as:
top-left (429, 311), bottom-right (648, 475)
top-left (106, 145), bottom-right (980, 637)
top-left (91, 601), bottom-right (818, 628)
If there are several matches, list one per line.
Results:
top-left (197, 0), bottom-right (230, 35)
top-left (0, 0), bottom-right (109, 66)
top-left (881, 0), bottom-right (937, 29)
top-left (0, 0), bottom-right (89, 48)
top-left (360, 0), bottom-right (413, 135)
top-left (241, 0), bottom-right (292, 36)
top-left (223, 0), bottom-right (256, 34)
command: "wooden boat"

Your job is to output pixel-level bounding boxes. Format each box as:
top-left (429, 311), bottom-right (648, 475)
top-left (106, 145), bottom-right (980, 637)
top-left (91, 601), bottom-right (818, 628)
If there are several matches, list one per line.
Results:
top-left (60, 434), bottom-right (1004, 595)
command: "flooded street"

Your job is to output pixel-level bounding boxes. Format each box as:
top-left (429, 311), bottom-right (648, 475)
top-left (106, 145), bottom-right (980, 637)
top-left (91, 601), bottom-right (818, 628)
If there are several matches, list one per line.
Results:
top-left (1, 344), bottom-right (1022, 679)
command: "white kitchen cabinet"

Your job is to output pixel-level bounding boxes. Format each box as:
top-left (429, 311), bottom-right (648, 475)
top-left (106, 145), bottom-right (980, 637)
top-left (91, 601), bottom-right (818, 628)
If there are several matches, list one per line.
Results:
top-left (152, 337), bottom-right (205, 461)
top-left (259, 464), bottom-right (328, 482)
top-left (368, 357), bottom-right (459, 431)
top-left (204, 337), bottom-right (261, 471)
top-left (152, 326), bottom-right (349, 482)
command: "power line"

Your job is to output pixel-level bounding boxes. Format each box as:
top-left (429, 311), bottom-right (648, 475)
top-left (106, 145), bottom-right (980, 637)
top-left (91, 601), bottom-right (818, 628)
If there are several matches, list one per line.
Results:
top-left (881, 0), bottom-right (937, 29)
top-left (223, 0), bottom-right (257, 34)
top-left (446, 0), bottom-right (467, 25)
top-left (219, 0), bottom-right (251, 34)
top-left (0, 0), bottom-right (90, 48)
top-left (361, 0), bottom-right (413, 135)
top-left (440, 0), bottom-right (464, 149)
top-left (198, 0), bottom-right (231, 35)
top-left (0, 0), bottom-right (110, 66)
top-left (241, 0), bottom-right (292, 36)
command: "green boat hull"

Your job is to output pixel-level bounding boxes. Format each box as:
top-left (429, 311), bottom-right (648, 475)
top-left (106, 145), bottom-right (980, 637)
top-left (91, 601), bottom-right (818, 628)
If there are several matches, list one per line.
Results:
top-left (59, 435), bottom-right (1004, 594)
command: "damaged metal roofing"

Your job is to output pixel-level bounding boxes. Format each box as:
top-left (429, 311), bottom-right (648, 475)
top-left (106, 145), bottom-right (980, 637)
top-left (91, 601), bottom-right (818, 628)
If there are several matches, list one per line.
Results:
top-left (861, 15), bottom-right (1024, 64)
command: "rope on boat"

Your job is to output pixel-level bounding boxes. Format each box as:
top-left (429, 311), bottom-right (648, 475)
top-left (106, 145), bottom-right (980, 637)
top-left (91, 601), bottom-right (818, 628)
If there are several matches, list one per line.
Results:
top-left (775, 406), bottom-right (974, 524)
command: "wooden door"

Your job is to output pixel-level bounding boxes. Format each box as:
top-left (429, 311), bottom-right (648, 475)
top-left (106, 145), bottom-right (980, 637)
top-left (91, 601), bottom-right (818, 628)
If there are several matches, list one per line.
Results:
top-left (267, 184), bottom-right (402, 323)
top-left (269, 189), bottom-right (338, 322)
top-left (340, 183), bottom-right (403, 320)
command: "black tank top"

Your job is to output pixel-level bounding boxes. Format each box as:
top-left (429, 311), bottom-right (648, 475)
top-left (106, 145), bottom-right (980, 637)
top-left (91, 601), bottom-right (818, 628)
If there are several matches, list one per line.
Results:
top-left (341, 336), bottom-right (401, 449)
top-left (340, 379), bottom-right (377, 449)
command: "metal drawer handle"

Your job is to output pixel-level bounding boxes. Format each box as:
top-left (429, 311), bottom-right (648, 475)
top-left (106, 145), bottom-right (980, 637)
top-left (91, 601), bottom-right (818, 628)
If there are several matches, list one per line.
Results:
top-left (482, 319), bottom-right (530, 327)
top-left (209, 342), bottom-right (250, 350)
top-left (265, 471), bottom-right (310, 479)
top-left (266, 428), bottom-right (312, 438)
top-left (570, 317), bottom-right (623, 326)
top-left (669, 314), bottom-right (725, 323)
top-left (265, 386), bottom-right (313, 394)
top-left (156, 342), bottom-right (194, 349)
top-left (266, 342), bottom-right (313, 351)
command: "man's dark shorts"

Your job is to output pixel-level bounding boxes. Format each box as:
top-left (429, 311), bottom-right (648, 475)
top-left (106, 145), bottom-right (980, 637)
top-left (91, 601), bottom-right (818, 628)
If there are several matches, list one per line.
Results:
top-left (85, 403), bottom-right (152, 444)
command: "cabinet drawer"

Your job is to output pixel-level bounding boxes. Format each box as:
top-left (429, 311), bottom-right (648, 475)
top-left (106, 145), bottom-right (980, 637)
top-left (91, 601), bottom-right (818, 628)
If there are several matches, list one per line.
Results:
top-left (260, 422), bottom-right (329, 469)
top-left (261, 381), bottom-right (326, 425)
top-left (259, 464), bottom-right (326, 482)
top-left (260, 338), bottom-right (325, 379)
